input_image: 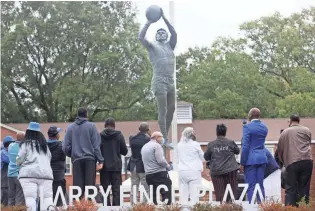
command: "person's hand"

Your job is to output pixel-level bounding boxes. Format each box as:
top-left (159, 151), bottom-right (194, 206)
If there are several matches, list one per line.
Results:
top-left (96, 163), bottom-right (103, 171)
top-left (160, 8), bottom-right (165, 18)
top-left (239, 165), bottom-right (244, 173)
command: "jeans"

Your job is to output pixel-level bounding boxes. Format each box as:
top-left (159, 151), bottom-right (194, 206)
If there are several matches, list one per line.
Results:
top-left (130, 169), bottom-right (149, 204)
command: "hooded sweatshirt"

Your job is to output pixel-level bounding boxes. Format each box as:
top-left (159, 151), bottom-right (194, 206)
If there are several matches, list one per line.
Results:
top-left (100, 128), bottom-right (128, 172)
top-left (48, 140), bottom-right (66, 181)
top-left (8, 141), bottom-right (22, 177)
top-left (63, 117), bottom-right (104, 163)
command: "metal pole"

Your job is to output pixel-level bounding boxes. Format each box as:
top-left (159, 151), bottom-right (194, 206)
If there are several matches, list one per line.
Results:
top-left (169, 0), bottom-right (178, 170)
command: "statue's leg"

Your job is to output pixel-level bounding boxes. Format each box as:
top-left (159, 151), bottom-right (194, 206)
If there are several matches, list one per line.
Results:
top-left (155, 92), bottom-right (168, 140)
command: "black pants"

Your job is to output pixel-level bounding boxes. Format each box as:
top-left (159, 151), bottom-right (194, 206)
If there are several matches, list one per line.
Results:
top-left (53, 179), bottom-right (67, 206)
top-left (285, 160), bottom-right (313, 207)
top-left (1, 187), bottom-right (8, 206)
top-left (146, 171), bottom-right (172, 205)
top-left (73, 159), bottom-right (96, 199)
top-left (100, 171), bottom-right (122, 206)
top-left (8, 177), bottom-right (25, 206)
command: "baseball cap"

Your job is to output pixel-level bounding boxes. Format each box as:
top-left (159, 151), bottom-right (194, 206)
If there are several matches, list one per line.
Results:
top-left (48, 126), bottom-right (61, 137)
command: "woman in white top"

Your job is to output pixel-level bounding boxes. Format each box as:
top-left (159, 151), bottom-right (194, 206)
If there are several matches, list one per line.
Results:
top-left (177, 127), bottom-right (204, 206)
top-left (17, 122), bottom-right (54, 211)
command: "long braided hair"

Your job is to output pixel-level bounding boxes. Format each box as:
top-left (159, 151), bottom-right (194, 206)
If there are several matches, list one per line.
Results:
top-left (22, 129), bottom-right (48, 154)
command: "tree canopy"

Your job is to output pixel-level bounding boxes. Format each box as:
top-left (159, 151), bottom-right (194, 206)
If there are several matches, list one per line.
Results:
top-left (1, 2), bottom-right (314, 123)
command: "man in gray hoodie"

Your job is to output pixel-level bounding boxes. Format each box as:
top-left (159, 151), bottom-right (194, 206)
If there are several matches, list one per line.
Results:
top-left (63, 107), bottom-right (104, 199)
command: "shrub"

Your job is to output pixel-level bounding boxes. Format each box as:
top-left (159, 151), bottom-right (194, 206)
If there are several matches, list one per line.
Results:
top-left (1, 205), bottom-right (28, 211)
top-left (63, 199), bottom-right (98, 211)
top-left (126, 203), bottom-right (155, 211)
top-left (192, 202), bottom-right (243, 211)
top-left (158, 203), bottom-right (183, 211)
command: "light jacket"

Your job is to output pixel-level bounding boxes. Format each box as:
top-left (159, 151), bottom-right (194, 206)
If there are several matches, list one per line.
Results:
top-left (17, 141), bottom-right (53, 180)
top-left (8, 141), bottom-right (22, 177)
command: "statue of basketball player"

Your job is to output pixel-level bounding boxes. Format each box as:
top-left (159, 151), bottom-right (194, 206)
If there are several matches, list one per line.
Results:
top-left (139, 8), bottom-right (177, 149)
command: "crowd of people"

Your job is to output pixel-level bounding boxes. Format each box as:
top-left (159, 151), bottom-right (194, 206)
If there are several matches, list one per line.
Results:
top-left (0, 107), bottom-right (313, 210)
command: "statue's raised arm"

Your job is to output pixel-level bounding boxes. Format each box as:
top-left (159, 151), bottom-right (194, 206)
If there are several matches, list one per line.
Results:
top-left (161, 9), bottom-right (177, 50)
top-left (138, 20), bottom-right (152, 49)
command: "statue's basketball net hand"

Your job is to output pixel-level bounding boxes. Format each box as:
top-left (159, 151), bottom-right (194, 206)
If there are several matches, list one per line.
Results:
top-left (160, 8), bottom-right (165, 18)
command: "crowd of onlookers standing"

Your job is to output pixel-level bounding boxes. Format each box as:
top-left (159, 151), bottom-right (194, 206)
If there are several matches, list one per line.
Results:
top-left (0, 107), bottom-right (313, 210)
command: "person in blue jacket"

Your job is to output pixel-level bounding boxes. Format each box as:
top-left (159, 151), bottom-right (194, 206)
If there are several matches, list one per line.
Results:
top-left (240, 108), bottom-right (268, 204)
top-left (1, 136), bottom-right (14, 206)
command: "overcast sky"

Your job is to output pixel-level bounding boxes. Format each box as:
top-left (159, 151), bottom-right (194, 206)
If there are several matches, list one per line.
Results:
top-left (134, 0), bottom-right (314, 55)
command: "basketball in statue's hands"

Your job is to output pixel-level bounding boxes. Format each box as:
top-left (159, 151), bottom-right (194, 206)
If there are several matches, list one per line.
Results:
top-left (146, 5), bottom-right (162, 22)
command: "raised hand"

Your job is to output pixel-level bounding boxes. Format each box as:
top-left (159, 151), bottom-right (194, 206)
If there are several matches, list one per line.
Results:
top-left (160, 8), bottom-right (165, 18)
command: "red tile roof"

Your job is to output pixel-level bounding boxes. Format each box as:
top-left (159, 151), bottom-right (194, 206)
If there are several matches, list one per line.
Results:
top-left (7, 118), bottom-right (315, 143)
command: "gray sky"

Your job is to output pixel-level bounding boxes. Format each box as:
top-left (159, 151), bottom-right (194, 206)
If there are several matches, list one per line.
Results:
top-left (135, 0), bottom-right (314, 55)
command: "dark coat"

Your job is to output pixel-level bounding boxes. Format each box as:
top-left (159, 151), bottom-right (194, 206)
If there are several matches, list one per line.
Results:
top-left (48, 141), bottom-right (66, 181)
top-left (100, 128), bottom-right (128, 172)
top-left (127, 132), bottom-right (150, 173)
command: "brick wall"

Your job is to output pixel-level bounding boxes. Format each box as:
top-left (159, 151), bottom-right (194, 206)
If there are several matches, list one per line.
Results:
top-left (1, 127), bottom-right (17, 141)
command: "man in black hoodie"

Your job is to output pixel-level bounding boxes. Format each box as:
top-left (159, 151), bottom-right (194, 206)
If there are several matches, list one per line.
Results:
top-left (47, 126), bottom-right (67, 207)
top-left (63, 107), bottom-right (104, 199)
top-left (100, 117), bottom-right (128, 206)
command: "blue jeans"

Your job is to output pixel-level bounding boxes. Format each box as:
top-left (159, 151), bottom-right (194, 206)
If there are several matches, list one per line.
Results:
top-left (244, 164), bottom-right (266, 203)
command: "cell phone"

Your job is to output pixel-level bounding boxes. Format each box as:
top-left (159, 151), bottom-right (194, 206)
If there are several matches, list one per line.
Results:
top-left (242, 119), bottom-right (247, 125)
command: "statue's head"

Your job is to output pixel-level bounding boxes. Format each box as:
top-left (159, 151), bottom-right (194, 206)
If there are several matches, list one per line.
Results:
top-left (156, 28), bottom-right (168, 42)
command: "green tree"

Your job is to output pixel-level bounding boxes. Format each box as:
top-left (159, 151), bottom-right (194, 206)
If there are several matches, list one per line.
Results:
top-left (1, 1), bottom-right (152, 123)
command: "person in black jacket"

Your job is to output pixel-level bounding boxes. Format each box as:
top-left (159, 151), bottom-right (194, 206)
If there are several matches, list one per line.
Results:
top-left (100, 118), bottom-right (128, 206)
top-left (127, 122), bottom-right (150, 205)
top-left (47, 126), bottom-right (67, 207)
top-left (204, 124), bottom-right (240, 203)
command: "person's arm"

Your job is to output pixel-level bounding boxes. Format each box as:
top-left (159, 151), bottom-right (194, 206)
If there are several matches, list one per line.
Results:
top-left (59, 142), bottom-right (66, 161)
top-left (240, 124), bottom-right (251, 166)
top-left (195, 142), bottom-right (204, 161)
top-left (90, 124), bottom-right (104, 163)
top-left (154, 144), bottom-right (171, 169)
top-left (203, 143), bottom-right (212, 161)
top-left (138, 20), bottom-right (152, 49)
top-left (62, 128), bottom-right (72, 157)
top-left (120, 134), bottom-right (128, 156)
top-left (16, 143), bottom-right (27, 166)
top-left (231, 141), bottom-right (240, 155)
top-left (1, 150), bottom-right (9, 164)
top-left (161, 10), bottom-right (177, 50)
top-left (277, 133), bottom-right (285, 164)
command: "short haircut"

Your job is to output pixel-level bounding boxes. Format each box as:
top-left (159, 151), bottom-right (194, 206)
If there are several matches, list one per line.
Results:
top-left (139, 122), bottom-right (149, 132)
top-left (216, 124), bottom-right (227, 137)
top-left (157, 28), bottom-right (167, 33)
top-left (105, 117), bottom-right (115, 128)
top-left (290, 114), bottom-right (300, 123)
top-left (77, 107), bottom-right (87, 118)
